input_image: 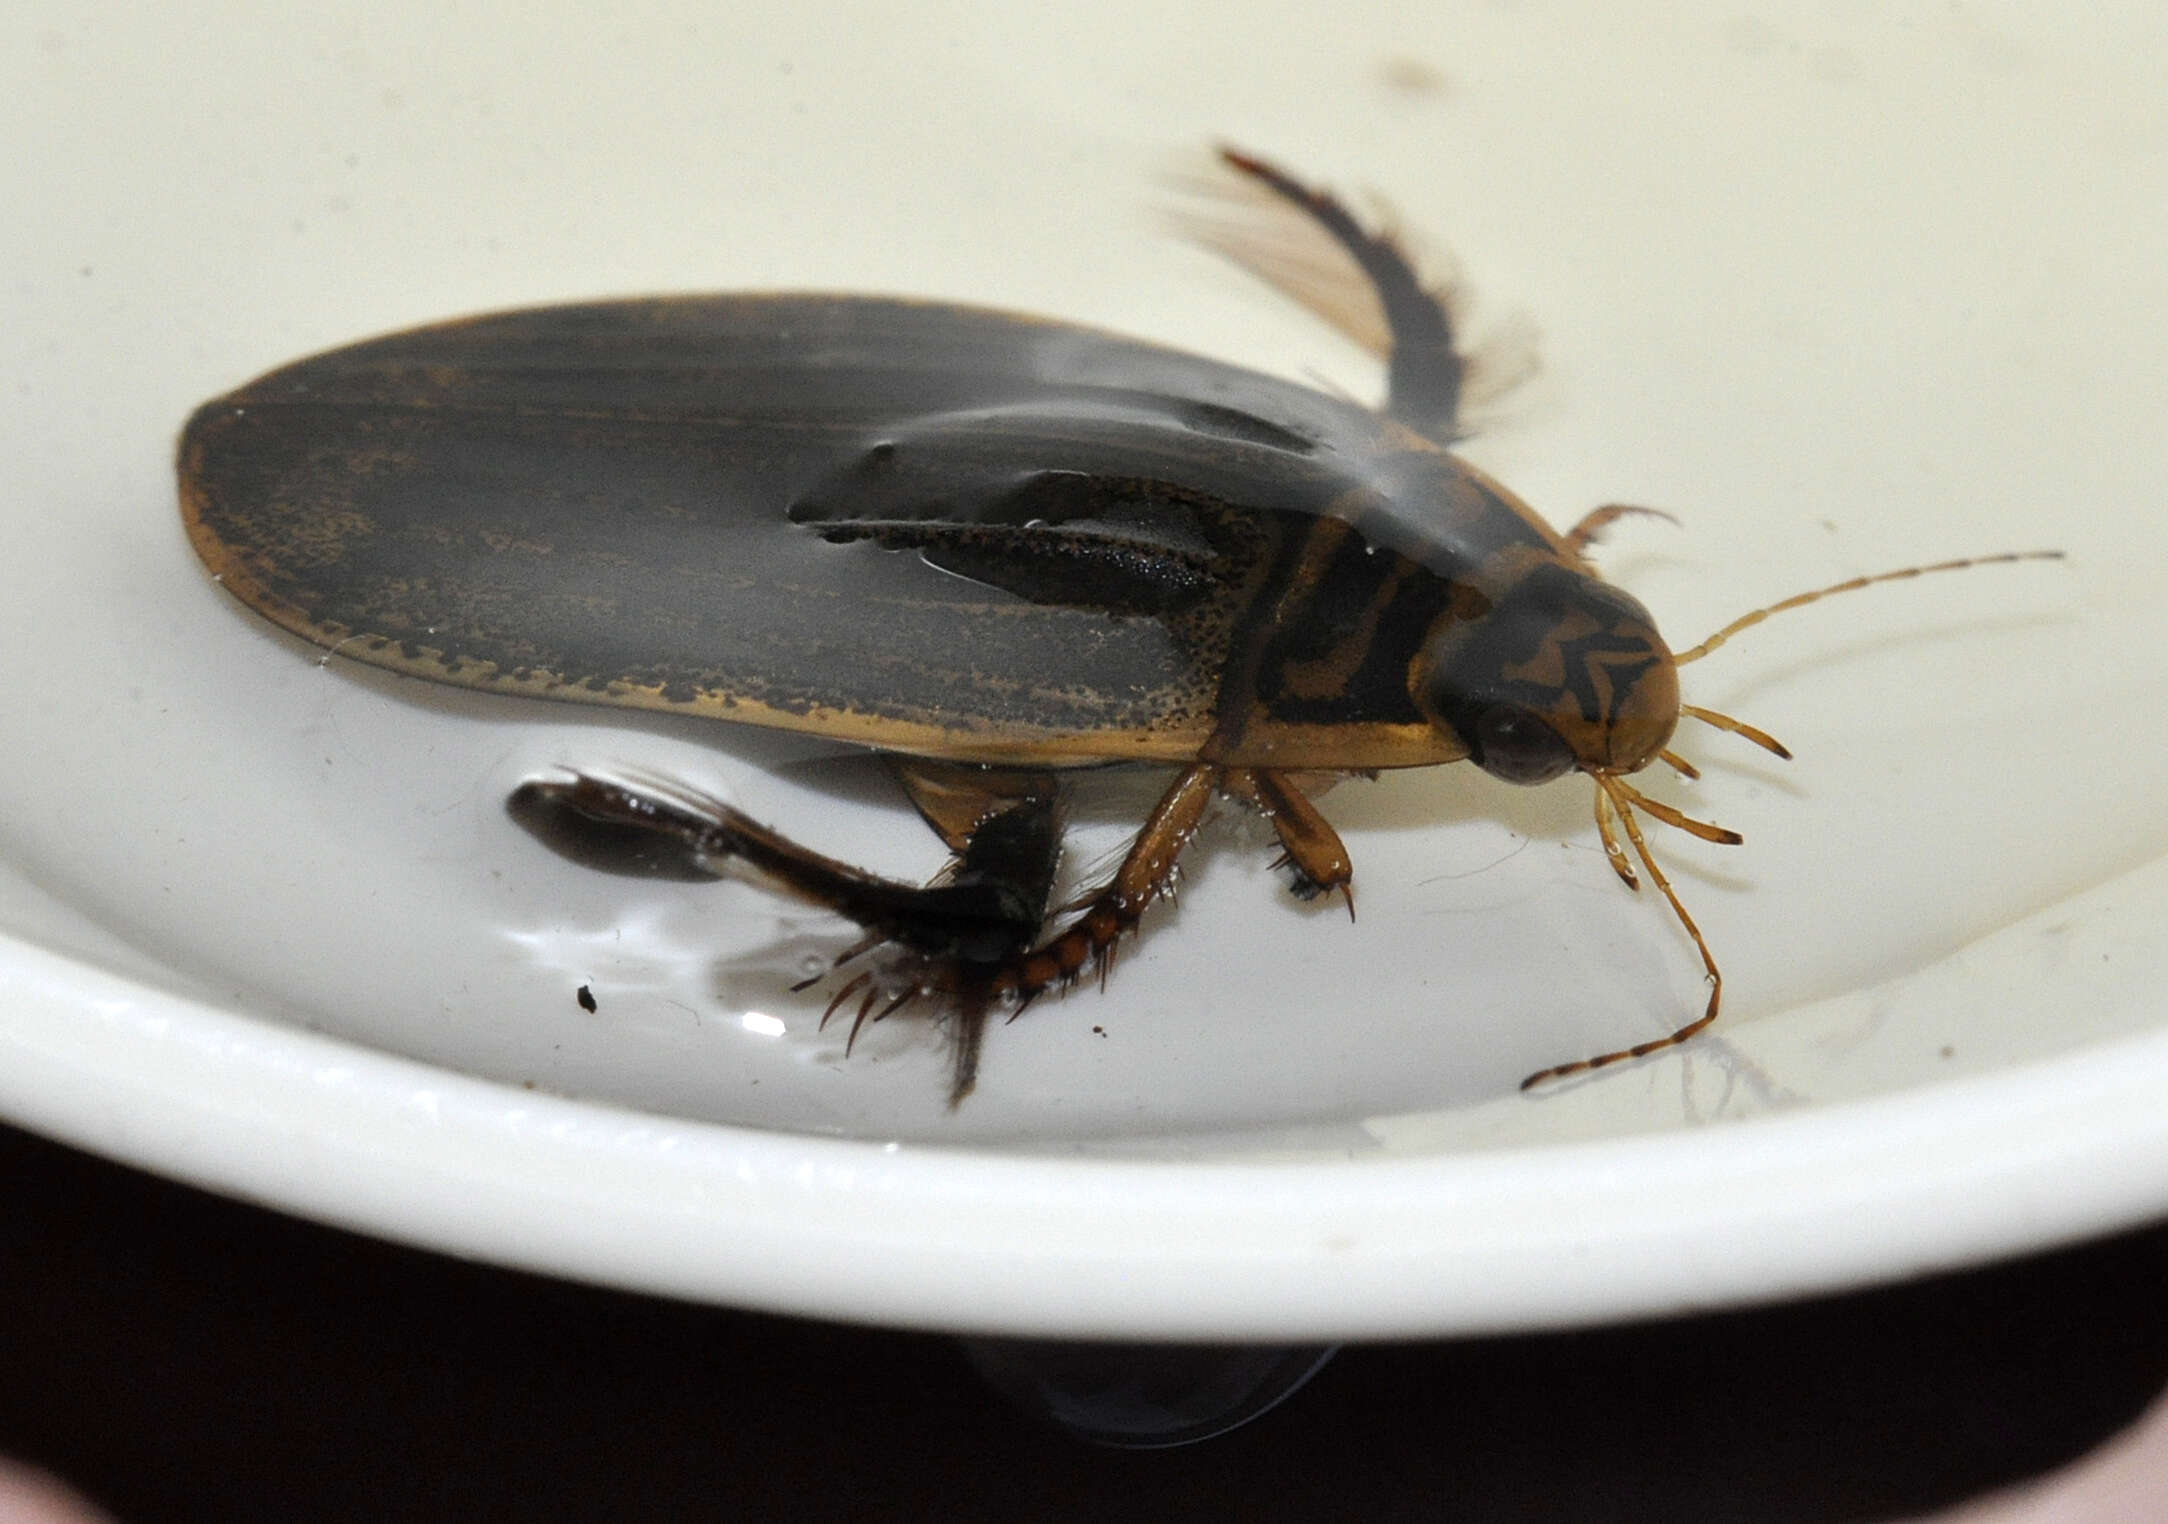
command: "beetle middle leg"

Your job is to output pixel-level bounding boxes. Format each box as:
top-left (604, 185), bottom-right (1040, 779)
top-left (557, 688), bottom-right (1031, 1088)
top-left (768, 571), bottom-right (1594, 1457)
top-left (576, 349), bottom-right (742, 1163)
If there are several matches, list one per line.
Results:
top-left (989, 762), bottom-right (1220, 1011)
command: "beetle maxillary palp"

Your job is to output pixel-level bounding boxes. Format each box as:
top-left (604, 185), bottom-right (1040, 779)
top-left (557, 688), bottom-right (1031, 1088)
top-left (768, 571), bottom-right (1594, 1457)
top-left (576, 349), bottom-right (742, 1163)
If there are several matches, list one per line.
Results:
top-left (1604, 778), bottom-right (1740, 846)
top-left (1679, 704), bottom-right (1791, 760)
top-left (1591, 783), bottom-right (1637, 890)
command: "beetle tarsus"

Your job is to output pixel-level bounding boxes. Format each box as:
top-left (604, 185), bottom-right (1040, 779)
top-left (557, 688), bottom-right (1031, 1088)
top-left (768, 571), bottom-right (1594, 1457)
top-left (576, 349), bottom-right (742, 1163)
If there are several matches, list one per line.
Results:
top-left (980, 763), bottom-right (1218, 1018)
top-left (1229, 768), bottom-right (1357, 911)
top-left (947, 981), bottom-right (993, 1108)
top-left (793, 931), bottom-right (884, 992)
top-left (1277, 855), bottom-right (1326, 900)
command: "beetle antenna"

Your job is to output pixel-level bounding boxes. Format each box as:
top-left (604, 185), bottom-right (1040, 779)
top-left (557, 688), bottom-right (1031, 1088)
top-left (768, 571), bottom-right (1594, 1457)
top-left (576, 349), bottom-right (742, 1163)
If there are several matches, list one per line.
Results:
top-left (1674, 551), bottom-right (2063, 666)
top-left (1524, 778), bottom-right (1723, 1089)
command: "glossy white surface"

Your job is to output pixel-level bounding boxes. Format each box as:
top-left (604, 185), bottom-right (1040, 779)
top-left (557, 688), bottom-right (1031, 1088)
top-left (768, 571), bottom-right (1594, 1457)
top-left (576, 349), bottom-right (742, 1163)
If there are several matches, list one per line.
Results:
top-left (1, 3), bottom-right (2162, 1337)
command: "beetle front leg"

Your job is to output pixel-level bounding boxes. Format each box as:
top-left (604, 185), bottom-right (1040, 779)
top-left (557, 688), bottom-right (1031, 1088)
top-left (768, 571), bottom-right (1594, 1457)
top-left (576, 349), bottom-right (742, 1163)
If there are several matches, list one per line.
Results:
top-left (1223, 769), bottom-right (1355, 917)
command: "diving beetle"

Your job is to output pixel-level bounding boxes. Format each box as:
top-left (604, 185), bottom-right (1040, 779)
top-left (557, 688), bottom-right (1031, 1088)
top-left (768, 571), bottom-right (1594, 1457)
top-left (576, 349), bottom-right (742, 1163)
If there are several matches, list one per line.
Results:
top-left (177, 149), bottom-right (2054, 1103)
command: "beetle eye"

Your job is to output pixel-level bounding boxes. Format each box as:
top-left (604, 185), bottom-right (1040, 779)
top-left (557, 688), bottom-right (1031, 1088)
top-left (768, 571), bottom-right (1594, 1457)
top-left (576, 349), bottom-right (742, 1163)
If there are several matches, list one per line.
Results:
top-left (1470, 705), bottom-right (1576, 785)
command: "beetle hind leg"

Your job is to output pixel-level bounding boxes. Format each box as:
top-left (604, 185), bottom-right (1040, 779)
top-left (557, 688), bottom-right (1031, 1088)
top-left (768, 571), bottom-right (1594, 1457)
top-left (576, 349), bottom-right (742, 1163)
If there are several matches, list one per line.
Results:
top-left (509, 767), bottom-right (1063, 1104)
top-left (511, 770), bottom-right (1056, 964)
top-left (891, 761), bottom-right (1068, 1103)
top-left (1182, 148), bottom-right (1474, 443)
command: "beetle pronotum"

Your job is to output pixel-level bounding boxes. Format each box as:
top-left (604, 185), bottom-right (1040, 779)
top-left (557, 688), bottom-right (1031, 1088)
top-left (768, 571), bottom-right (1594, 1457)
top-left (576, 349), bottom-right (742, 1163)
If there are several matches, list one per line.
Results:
top-left (178, 148), bottom-right (2058, 1104)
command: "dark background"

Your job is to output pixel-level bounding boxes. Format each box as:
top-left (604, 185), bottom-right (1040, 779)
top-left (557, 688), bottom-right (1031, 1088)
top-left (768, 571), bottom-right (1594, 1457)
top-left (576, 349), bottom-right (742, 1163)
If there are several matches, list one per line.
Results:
top-left (4, 1118), bottom-right (2163, 1523)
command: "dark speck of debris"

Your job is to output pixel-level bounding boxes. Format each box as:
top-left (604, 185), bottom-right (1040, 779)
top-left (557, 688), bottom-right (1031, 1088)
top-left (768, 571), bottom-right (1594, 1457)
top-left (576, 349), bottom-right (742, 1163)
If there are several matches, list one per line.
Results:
top-left (577, 984), bottom-right (598, 1013)
top-left (1092, 1025), bottom-right (1106, 1037)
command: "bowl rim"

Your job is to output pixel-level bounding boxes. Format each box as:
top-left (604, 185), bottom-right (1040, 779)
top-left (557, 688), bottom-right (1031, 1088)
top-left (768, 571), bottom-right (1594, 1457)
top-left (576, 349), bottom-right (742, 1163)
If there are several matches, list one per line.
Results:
top-left (5, 926), bottom-right (2164, 1342)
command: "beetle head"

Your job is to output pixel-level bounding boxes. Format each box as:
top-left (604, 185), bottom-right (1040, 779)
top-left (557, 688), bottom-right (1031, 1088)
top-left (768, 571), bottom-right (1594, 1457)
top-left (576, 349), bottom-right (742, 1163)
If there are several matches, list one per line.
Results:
top-left (1412, 561), bottom-right (1679, 783)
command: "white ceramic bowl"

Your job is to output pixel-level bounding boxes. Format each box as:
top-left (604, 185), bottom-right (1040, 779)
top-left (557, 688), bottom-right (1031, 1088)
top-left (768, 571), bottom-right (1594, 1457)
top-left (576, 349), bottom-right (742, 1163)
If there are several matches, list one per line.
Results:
top-left (3, 3), bottom-right (2162, 1338)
